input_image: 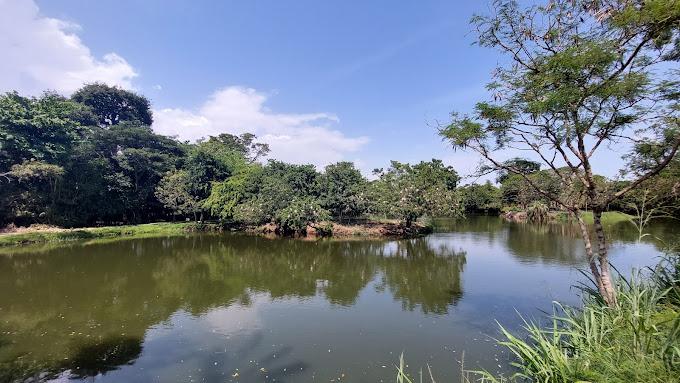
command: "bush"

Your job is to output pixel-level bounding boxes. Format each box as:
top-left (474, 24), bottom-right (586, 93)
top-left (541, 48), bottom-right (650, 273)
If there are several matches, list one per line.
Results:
top-left (274, 197), bottom-right (330, 235)
top-left (527, 201), bottom-right (549, 223)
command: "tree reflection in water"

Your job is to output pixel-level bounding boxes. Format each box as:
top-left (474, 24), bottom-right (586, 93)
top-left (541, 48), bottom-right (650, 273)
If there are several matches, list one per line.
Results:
top-left (0, 234), bottom-right (465, 381)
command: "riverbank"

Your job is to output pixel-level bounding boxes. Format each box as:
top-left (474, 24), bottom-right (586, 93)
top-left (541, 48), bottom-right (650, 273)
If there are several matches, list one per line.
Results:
top-left (248, 220), bottom-right (431, 238)
top-left (502, 210), bottom-right (633, 224)
top-left (0, 222), bottom-right (221, 247)
top-left (0, 220), bottom-right (432, 247)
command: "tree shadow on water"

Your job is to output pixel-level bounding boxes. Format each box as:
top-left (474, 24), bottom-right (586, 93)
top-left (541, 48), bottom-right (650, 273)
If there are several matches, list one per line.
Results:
top-left (61, 335), bottom-right (143, 379)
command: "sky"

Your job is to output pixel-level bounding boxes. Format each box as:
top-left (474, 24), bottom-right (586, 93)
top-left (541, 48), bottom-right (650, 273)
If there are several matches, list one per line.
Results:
top-left (0, 0), bottom-right (626, 182)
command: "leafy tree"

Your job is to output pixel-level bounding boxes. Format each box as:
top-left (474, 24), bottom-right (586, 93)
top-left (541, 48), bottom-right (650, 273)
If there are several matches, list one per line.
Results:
top-left (203, 164), bottom-right (262, 221)
top-left (71, 83), bottom-right (153, 126)
top-left (440, 0), bottom-right (680, 305)
top-left (370, 160), bottom-right (462, 226)
top-left (79, 123), bottom-right (184, 223)
top-left (200, 133), bottom-right (270, 163)
top-left (155, 170), bottom-right (201, 220)
top-left (494, 158), bottom-right (541, 183)
top-left (1, 161), bottom-right (64, 225)
top-left (500, 170), bottom-right (561, 209)
top-left (184, 149), bottom-right (232, 201)
top-left (318, 162), bottom-right (368, 219)
top-left (0, 92), bottom-right (93, 172)
top-left (274, 196), bottom-right (330, 235)
top-left (461, 182), bottom-right (501, 213)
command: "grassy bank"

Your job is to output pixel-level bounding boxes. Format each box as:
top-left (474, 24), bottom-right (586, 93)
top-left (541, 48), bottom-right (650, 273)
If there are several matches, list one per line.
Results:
top-left (504, 210), bottom-right (633, 225)
top-left (0, 222), bottom-right (220, 247)
top-left (0, 219), bottom-right (432, 248)
top-left (563, 210), bottom-right (633, 225)
top-left (396, 254), bottom-right (680, 383)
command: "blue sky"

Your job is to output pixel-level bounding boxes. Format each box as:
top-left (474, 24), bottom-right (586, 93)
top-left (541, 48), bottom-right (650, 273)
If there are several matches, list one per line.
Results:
top-left (1, 0), bottom-right (625, 181)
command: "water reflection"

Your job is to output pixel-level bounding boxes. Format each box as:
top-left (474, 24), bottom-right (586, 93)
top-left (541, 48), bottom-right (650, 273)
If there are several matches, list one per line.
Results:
top-left (0, 216), bottom-right (672, 382)
top-left (0, 235), bottom-right (465, 381)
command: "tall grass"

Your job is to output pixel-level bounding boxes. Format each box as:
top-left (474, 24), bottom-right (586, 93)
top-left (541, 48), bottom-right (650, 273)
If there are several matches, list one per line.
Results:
top-left (396, 254), bottom-right (680, 383)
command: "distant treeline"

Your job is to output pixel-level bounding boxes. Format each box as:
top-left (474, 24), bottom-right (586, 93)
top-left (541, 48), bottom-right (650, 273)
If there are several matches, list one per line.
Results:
top-left (0, 84), bottom-right (462, 233)
top-left (460, 157), bottom-right (680, 218)
top-left (2, 85), bottom-right (677, 233)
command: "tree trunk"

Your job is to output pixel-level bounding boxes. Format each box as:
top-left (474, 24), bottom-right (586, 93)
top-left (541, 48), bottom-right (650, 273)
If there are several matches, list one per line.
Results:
top-left (593, 210), bottom-right (617, 306)
top-left (574, 210), bottom-right (617, 307)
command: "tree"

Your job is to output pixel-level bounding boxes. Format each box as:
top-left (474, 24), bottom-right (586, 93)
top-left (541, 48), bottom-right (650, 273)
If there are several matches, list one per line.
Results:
top-left (500, 170), bottom-right (561, 209)
top-left (626, 188), bottom-right (679, 241)
top-left (318, 162), bottom-right (368, 220)
top-left (155, 170), bottom-right (201, 220)
top-left (0, 92), bottom-right (94, 172)
top-left (82, 123), bottom-right (185, 223)
top-left (1, 161), bottom-right (64, 225)
top-left (494, 158), bottom-right (541, 183)
top-left (440, 0), bottom-right (680, 305)
top-left (274, 196), bottom-right (330, 235)
top-left (370, 160), bottom-right (462, 226)
top-left (461, 182), bottom-right (502, 213)
top-left (71, 83), bottom-right (153, 126)
top-left (200, 133), bottom-right (270, 163)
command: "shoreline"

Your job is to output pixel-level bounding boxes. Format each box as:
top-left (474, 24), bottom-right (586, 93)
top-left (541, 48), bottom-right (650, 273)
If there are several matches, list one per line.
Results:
top-left (0, 220), bottom-right (432, 248)
top-left (501, 210), bottom-right (633, 224)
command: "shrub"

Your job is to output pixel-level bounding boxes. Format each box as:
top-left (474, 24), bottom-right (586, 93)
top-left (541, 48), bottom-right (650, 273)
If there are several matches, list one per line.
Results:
top-left (274, 197), bottom-right (330, 235)
top-left (527, 201), bottom-right (549, 223)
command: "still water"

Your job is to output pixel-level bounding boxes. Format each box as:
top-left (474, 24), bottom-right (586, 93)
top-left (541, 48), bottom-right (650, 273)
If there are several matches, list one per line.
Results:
top-left (0, 217), bottom-right (674, 382)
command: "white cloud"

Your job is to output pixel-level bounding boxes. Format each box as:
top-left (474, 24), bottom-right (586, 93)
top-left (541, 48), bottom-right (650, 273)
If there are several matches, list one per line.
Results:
top-left (154, 86), bottom-right (369, 168)
top-left (0, 0), bottom-right (137, 95)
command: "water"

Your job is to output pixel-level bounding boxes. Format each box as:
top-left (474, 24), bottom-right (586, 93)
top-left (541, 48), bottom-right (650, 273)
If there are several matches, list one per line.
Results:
top-left (0, 217), bottom-right (674, 382)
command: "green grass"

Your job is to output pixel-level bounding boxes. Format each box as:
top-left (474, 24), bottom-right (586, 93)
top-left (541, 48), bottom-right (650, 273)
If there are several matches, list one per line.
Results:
top-left (0, 222), bottom-right (220, 247)
top-left (396, 254), bottom-right (680, 383)
top-left (555, 210), bottom-right (633, 225)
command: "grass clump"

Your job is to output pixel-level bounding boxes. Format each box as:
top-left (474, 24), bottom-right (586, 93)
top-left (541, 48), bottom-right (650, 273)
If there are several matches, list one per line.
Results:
top-left (396, 254), bottom-right (680, 383)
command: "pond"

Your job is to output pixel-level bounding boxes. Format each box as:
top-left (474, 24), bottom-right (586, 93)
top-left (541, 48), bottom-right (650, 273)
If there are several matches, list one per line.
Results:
top-left (0, 216), bottom-right (675, 382)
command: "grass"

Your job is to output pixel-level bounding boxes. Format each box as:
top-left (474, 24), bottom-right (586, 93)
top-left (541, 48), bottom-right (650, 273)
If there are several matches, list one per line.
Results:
top-left (0, 222), bottom-right (220, 247)
top-left (554, 210), bottom-right (633, 225)
top-left (396, 254), bottom-right (680, 383)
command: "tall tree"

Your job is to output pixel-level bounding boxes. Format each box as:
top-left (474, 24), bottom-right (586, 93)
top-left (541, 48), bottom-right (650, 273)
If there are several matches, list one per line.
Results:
top-left (155, 170), bottom-right (201, 221)
top-left (440, 0), bottom-right (680, 305)
top-left (370, 160), bottom-right (462, 226)
top-left (0, 92), bottom-right (94, 172)
top-left (494, 158), bottom-right (541, 183)
top-left (71, 83), bottom-right (153, 126)
top-left (319, 162), bottom-right (368, 220)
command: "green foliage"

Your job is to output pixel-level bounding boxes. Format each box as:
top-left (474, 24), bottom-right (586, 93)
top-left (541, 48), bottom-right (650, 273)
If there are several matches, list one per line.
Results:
top-left (0, 85), bottom-right (469, 233)
top-left (0, 92), bottom-right (93, 172)
top-left (500, 170), bottom-right (561, 209)
top-left (71, 83), bottom-right (153, 126)
top-left (203, 165), bottom-right (261, 221)
top-left (494, 158), bottom-right (541, 183)
top-left (460, 181), bottom-right (501, 213)
top-left (440, 0), bottom-right (680, 219)
top-left (155, 170), bottom-right (201, 219)
top-left (370, 160), bottom-right (462, 226)
top-left (527, 201), bottom-right (549, 223)
top-left (1, 161), bottom-right (64, 225)
top-left (0, 222), bottom-right (216, 247)
top-left (318, 161), bottom-right (368, 219)
top-left (274, 197), bottom-right (330, 235)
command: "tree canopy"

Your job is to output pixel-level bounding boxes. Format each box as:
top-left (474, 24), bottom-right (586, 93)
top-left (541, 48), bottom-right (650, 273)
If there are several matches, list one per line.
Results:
top-left (440, 0), bottom-right (680, 305)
